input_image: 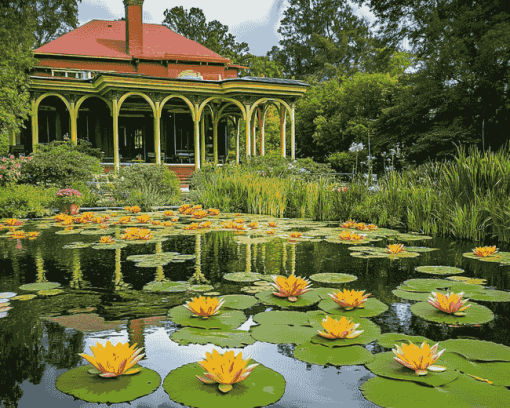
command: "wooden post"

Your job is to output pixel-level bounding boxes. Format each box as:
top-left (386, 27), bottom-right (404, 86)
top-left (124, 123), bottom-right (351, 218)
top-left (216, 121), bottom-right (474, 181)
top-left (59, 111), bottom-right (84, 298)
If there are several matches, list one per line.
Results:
top-left (70, 103), bottom-right (78, 144)
top-left (291, 103), bottom-right (296, 160)
top-left (31, 99), bottom-right (39, 150)
top-left (245, 104), bottom-right (251, 158)
top-left (213, 116), bottom-right (219, 165)
top-left (194, 103), bottom-right (201, 171)
top-left (154, 102), bottom-right (161, 165)
top-left (251, 112), bottom-right (256, 156)
top-left (200, 114), bottom-right (205, 167)
top-left (279, 104), bottom-right (286, 158)
top-left (113, 99), bottom-right (120, 172)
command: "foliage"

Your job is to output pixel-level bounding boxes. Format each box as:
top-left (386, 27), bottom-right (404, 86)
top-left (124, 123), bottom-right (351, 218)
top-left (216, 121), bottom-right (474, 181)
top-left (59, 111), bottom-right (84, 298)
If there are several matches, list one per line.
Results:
top-left (162, 6), bottom-right (250, 65)
top-left (112, 164), bottom-right (181, 210)
top-left (0, 154), bottom-right (32, 186)
top-left (19, 141), bottom-right (103, 188)
top-left (0, 184), bottom-right (57, 218)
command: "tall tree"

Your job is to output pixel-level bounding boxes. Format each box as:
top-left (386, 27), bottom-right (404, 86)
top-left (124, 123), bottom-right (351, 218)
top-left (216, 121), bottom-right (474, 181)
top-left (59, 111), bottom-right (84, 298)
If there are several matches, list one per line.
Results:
top-left (162, 6), bottom-right (250, 65)
top-left (267, 0), bottom-right (376, 79)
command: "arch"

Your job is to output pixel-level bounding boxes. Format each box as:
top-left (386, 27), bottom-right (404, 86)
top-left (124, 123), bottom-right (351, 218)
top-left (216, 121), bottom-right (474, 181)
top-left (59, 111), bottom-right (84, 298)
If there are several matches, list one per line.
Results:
top-left (75, 95), bottom-right (113, 114)
top-left (219, 112), bottom-right (243, 123)
top-left (159, 94), bottom-right (195, 121)
top-left (34, 93), bottom-right (72, 113)
top-left (248, 97), bottom-right (291, 122)
top-left (117, 92), bottom-right (156, 116)
top-left (197, 97), bottom-right (246, 122)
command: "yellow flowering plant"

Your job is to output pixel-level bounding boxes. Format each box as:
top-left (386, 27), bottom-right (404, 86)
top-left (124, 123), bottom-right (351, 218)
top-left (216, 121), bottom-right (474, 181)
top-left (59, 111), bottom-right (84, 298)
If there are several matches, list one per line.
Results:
top-left (393, 341), bottom-right (446, 376)
top-left (184, 296), bottom-right (224, 318)
top-left (270, 274), bottom-right (312, 302)
top-left (472, 246), bottom-right (498, 257)
top-left (428, 292), bottom-right (471, 316)
top-left (329, 289), bottom-right (371, 310)
top-left (317, 316), bottom-right (364, 339)
top-left (386, 244), bottom-right (405, 254)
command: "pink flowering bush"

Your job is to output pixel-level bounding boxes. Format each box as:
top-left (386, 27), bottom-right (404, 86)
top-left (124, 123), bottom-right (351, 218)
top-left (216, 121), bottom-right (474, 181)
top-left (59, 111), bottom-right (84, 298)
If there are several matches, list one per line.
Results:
top-left (0, 155), bottom-right (32, 186)
top-left (55, 188), bottom-right (84, 205)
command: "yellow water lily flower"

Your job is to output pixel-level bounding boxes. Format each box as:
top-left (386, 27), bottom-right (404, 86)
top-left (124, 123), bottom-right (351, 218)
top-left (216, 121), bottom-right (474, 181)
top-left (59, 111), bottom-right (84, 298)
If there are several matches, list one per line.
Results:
top-left (267, 230), bottom-right (275, 235)
top-left (162, 221), bottom-right (174, 227)
top-left (171, 217), bottom-right (179, 222)
top-left (472, 246), bottom-right (498, 257)
top-left (268, 221), bottom-right (278, 228)
top-left (119, 216), bottom-right (131, 224)
top-left (392, 341), bottom-right (446, 375)
top-left (99, 236), bottom-right (115, 244)
top-left (329, 289), bottom-right (371, 310)
top-left (136, 214), bottom-right (151, 223)
top-left (207, 208), bottom-right (220, 216)
top-left (248, 222), bottom-right (258, 229)
top-left (199, 221), bottom-right (212, 229)
top-left (183, 223), bottom-right (200, 231)
top-left (386, 244), bottom-right (405, 254)
top-left (356, 223), bottom-right (367, 230)
top-left (428, 292), bottom-right (471, 316)
top-left (196, 349), bottom-right (259, 393)
top-left (184, 296), bottom-right (224, 318)
top-left (27, 231), bottom-right (40, 240)
top-left (5, 218), bottom-right (23, 226)
top-left (350, 233), bottom-right (365, 241)
top-left (130, 206), bottom-right (141, 214)
top-left (317, 315), bottom-right (364, 339)
top-left (120, 227), bottom-right (153, 240)
top-left (81, 212), bottom-right (96, 220)
top-left (92, 217), bottom-right (103, 224)
top-left (99, 223), bottom-right (109, 229)
top-left (235, 218), bottom-right (245, 224)
top-left (10, 230), bottom-right (27, 239)
top-left (191, 210), bottom-right (208, 219)
top-left (54, 214), bottom-right (68, 222)
top-left (79, 341), bottom-right (145, 378)
top-left (271, 274), bottom-right (312, 302)
top-left (234, 224), bottom-right (245, 231)
top-left (366, 224), bottom-right (378, 230)
top-left (178, 204), bottom-right (191, 213)
top-left (164, 210), bottom-right (174, 216)
top-left (222, 221), bottom-right (234, 229)
top-left (152, 220), bottom-right (161, 225)
top-left (289, 232), bottom-right (302, 238)
top-left (192, 205), bottom-right (203, 210)
top-left (341, 219), bottom-right (357, 228)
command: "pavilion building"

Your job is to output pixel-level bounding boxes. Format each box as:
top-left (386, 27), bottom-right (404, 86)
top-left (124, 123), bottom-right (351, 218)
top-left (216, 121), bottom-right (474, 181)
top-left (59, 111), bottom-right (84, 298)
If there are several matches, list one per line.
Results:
top-left (13, 0), bottom-right (308, 179)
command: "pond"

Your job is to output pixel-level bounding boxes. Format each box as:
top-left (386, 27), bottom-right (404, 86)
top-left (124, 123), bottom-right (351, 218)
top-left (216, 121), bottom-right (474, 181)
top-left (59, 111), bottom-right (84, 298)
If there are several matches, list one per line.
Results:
top-left (1, 210), bottom-right (510, 407)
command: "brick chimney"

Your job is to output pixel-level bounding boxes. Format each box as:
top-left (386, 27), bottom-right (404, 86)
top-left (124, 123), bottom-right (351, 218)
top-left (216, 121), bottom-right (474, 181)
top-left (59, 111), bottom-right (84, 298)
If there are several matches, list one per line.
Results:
top-left (123, 0), bottom-right (144, 56)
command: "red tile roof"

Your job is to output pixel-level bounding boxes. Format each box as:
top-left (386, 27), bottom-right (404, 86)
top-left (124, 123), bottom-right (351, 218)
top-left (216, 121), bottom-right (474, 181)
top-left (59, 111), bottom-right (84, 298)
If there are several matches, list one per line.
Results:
top-left (34, 20), bottom-right (231, 64)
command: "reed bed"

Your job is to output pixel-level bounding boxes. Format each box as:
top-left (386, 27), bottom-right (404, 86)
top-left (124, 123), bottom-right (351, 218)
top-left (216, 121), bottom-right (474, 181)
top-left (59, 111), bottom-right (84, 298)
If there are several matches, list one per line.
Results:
top-left (190, 145), bottom-right (510, 243)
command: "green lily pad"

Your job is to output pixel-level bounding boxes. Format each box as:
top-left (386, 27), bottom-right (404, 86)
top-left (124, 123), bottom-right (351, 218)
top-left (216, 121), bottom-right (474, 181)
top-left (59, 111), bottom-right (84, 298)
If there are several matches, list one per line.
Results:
top-left (10, 294), bottom-right (36, 301)
top-left (37, 289), bottom-right (64, 296)
top-left (252, 281), bottom-right (271, 286)
top-left (308, 313), bottom-right (381, 347)
top-left (163, 360), bottom-right (285, 408)
top-left (388, 252), bottom-right (421, 259)
top-left (347, 246), bottom-right (386, 252)
top-left (392, 289), bottom-right (431, 301)
top-left (410, 301), bottom-right (494, 325)
top-left (250, 311), bottom-right (318, 345)
top-left (309, 273), bottom-right (358, 284)
top-left (366, 351), bottom-right (459, 387)
top-left (312, 287), bottom-right (346, 300)
top-left (350, 252), bottom-right (390, 259)
top-left (376, 333), bottom-right (434, 349)
top-left (19, 282), bottom-right (61, 292)
top-left (405, 247), bottom-right (439, 252)
top-left (127, 252), bottom-right (185, 267)
top-left (143, 281), bottom-right (190, 292)
top-left (170, 327), bottom-right (255, 348)
top-left (360, 374), bottom-right (510, 408)
top-left (388, 234), bottom-right (432, 241)
top-left (401, 279), bottom-right (453, 292)
top-left (318, 297), bottom-right (389, 317)
top-left (439, 339), bottom-right (510, 362)
top-left (220, 295), bottom-right (258, 310)
top-left (462, 252), bottom-right (510, 265)
top-left (468, 289), bottom-right (510, 302)
top-left (43, 314), bottom-right (126, 332)
top-left (223, 272), bottom-right (264, 282)
top-left (293, 343), bottom-right (374, 366)
top-left (92, 242), bottom-right (128, 250)
top-left (80, 228), bottom-right (117, 235)
top-left (0, 292), bottom-right (16, 299)
top-left (255, 289), bottom-right (321, 308)
top-left (67, 307), bottom-right (96, 314)
top-left (63, 242), bottom-right (93, 249)
top-left (55, 365), bottom-right (160, 404)
top-left (168, 306), bottom-right (246, 330)
top-left (415, 266), bottom-right (465, 275)
top-left (55, 229), bottom-right (81, 235)
top-left (189, 285), bottom-right (215, 292)
top-left (203, 292), bottom-right (221, 296)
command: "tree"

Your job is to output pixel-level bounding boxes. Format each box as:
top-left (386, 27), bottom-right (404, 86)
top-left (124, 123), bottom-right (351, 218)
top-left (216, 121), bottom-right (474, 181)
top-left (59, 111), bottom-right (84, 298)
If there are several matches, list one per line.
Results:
top-left (162, 6), bottom-right (250, 65)
top-left (267, 0), bottom-right (376, 79)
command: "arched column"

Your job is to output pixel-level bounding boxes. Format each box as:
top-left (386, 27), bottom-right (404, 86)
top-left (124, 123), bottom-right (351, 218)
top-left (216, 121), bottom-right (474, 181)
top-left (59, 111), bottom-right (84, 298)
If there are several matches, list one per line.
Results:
top-left (112, 97), bottom-right (120, 171)
top-left (279, 104), bottom-right (287, 158)
top-left (193, 102), bottom-right (201, 171)
top-left (236, 117), bottom-right (240, 164)
top-left (200, 115), bottom-right (206, 167)
top-left (251, 111), bottom-right (257, 156)
top-left (245, 104), bottom-right (251, 158)
top-left (154, 102), bottom-right (161, 165)
top-left (290, 102), bottom-right (296, 160)
top-left (212, 107), bottom-right (219, 165)
top-left (258, 106), bottom-right (265, 156)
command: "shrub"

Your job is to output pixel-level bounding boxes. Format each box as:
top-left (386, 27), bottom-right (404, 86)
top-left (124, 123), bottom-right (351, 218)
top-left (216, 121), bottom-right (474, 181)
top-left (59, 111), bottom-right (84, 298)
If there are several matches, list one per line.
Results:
top-left (0, 184), bottom-right (57, 218)
top-left (113, 164), bottom-right (181, 210)
top-left (0, 154), bottom-right (32, 186)
top-left (19, 141), bottom-right (103, 188)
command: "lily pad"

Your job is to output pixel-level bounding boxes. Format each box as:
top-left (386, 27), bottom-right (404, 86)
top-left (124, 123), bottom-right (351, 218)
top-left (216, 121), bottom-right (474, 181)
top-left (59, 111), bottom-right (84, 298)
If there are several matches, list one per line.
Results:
top-left (0, 292), bottom-right (16, 299)
top-left (366, 351), bottom-right (459, 387)
top-left (405, 247), bottom-right (439, 252)
top-left (220, 295), bottom-right (258, 310)
top-left (203, 292), bottom-right (221, 296)
top-left (223, 272), bottom-right (264, 282)
top-left (439, 339), bottom-right (510, 362)
top-left (401, 279), bottom-right (453, 292)
top-left (255, 289), bottom-right (321, 308)
top-left (309, 273), bottom-right (358, 284)
top-left (312, 287), bottom-right (346, 300)
top-left (392, 289), bottom-right (431, 302)
top-left (388, 234), bottom-right (432, 241)
top-left (63, 242), bottom-right (92, 249)
top-left (10, 294), bottom-right (37, 301)
top-left (318, 297), bottom-right (389, 317)
top-left (55, 365), bottom-right (160, 404)
top-left (37, 289), bottom-right (64, 296)
top-left (92, 242), bottom-right (128, 250)
top-left (168, 306), bottom-right (246, 330)
top-left (163, 360), bottom-right (285, 408)
top-left (360, 374), bottom-right (510, 408)
top-left (43, 314), bottom-right (126, 332)
top-left (376, 333), bottom-right (434, 349)
top-left (80, 228), bottom-right (117, 235)
top-left (143, 281), bottom-right (190, 292)
top-left (250, 311), bottom-right (318, 345)
top-left (350, 252), bottom-right (390, 259)
top-left (170, 327), bottom-right (255, 348)
top-left (67, 307), bottom-right (96, 314)
top-left (388, 252), bottom-right (421, 259)
top-left (189, 285), bottom-right (215, 292)
top-left (468, 289), bottom-right (510, 302)
top-left (415, 266), bottom-right (465, 275)
top-left (307, 313), bottom-right (381, 347)
top-left (410, 301), bottom-right (494, 325)
top-left (19, 282), bottom-right (61, 292)
top-left (463, 251), bottom-right (510, 265)
top-left (127, 252), bottom-right (182, 267)
top-left (293, 343), bottom-right (374, 366)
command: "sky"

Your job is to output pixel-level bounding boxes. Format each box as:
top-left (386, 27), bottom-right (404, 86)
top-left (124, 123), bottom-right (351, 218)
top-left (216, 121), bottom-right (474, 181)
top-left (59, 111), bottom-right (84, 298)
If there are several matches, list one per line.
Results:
top-left (78, 0), bottom-right (375, 56)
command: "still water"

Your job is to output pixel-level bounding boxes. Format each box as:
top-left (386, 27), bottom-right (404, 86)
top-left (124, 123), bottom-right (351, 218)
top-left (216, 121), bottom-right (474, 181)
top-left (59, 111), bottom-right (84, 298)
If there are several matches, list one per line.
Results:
top-left (0, 216), bottom-right (509, 407)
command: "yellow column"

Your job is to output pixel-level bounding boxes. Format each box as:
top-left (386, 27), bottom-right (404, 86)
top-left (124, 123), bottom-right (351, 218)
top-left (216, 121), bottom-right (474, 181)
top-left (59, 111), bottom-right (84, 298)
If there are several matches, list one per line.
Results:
top-left (70, 103), bottom-right (78, 144)
top-left (291, 103), bottom-right (296, 160)
top-left (200, 114), bottom-right (205, 167)
top-left (236, 117), bottom-right (240, 165)
top-left (251, 113), bottom-right (256, 156)
top-left (113, 99), bottom-right (120, 172)
top-left (8, 130), bottom-right (16, 146)
top-left (279, 104), bottom-right (287, 158)
top-left (31, 99), bottom-right (39, 151)
top-left (194, 103), bottom-right (201, 171)
top-left (154, 102), bottom-right (161, 165)
top-left (213, 116), bottom-right (219, 165)
top-left (245, 104), bottom-right (251, 158)
top-left (258, 107), bottom-right (265, 156)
